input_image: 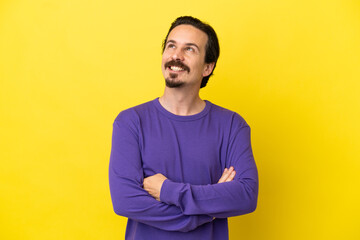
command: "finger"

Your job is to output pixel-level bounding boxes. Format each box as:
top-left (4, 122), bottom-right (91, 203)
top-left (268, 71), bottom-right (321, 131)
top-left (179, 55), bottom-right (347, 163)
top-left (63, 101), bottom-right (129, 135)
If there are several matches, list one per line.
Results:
top-left (217, 168), bottom-right (228, 183)
top-left (225, 170), bottom-right (236, 182)
top-left (219, 167), bottom-right (235, 183)
top-left (218, 167), bottom-right (233, 183)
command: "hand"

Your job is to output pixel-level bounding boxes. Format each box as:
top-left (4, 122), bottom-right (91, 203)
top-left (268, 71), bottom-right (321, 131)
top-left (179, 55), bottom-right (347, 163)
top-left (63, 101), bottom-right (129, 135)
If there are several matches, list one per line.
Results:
top-left (217, 166), bottom-right (236, 183)
top-left (143, 173), bottom-right (167, 201)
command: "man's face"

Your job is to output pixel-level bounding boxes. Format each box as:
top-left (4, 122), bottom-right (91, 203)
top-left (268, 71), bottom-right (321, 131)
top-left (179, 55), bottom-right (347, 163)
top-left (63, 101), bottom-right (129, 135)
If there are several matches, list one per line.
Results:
top-left (161, 24), bottom-right (214, 88)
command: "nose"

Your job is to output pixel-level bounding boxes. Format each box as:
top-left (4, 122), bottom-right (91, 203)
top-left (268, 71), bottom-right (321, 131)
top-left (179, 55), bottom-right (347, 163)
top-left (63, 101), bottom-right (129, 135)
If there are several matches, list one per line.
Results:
top-left (171, 48), bottom-right (184, 61)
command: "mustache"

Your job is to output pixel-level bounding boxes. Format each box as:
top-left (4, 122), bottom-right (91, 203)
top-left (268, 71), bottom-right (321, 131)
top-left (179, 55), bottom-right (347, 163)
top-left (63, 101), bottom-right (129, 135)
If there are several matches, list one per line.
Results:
top-left (164, 60), bottom-right (190, 72)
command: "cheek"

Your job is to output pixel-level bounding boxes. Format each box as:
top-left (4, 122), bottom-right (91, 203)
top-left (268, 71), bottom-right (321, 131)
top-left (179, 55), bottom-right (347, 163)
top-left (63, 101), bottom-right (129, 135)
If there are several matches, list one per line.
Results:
top-left (161, 57), bottom-right (167, 70)
top-left (195, 62), bottom-right (206, 74)
top-left (162, 53), bottom-right (170, 65)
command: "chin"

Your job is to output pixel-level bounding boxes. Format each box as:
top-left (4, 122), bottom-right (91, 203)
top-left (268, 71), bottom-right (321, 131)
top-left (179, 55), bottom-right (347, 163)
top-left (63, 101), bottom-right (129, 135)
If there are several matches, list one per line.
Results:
top-left (165, 78), bottom-right (185, 88)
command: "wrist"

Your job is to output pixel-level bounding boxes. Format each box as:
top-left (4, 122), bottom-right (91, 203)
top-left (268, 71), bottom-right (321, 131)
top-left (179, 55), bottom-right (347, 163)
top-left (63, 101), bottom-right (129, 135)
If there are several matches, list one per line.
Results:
top-left (160, 179), bottom-right (183, 206)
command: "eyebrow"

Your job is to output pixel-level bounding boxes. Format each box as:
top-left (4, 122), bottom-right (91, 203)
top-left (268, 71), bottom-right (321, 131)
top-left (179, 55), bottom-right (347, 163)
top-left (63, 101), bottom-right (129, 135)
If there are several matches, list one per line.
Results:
top-left (166, 40), bottom-right (200, 51)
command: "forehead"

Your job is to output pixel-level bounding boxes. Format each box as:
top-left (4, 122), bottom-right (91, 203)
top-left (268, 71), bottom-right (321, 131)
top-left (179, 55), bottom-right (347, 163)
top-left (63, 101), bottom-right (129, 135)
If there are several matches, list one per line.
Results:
top-left (167, 24), bottom-right (208, 50)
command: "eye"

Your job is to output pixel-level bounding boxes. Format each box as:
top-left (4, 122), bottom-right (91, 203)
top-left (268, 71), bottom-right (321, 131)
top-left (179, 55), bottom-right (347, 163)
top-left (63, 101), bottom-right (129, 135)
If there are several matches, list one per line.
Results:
top-left (167, 44), bottom-right (175, 49)
top-left (185, 47), bottom-right (194, 52)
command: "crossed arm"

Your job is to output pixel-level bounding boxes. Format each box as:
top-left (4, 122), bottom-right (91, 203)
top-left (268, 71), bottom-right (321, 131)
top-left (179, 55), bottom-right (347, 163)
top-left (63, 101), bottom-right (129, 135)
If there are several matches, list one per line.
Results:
top-left (143, 167), bottom-right (236, 201)
top-left (142, 121), bottom-right (258, 218)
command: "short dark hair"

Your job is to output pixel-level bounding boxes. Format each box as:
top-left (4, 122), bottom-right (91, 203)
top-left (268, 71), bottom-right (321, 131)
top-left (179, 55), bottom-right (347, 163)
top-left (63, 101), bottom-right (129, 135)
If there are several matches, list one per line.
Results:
top-left (162, 16), bottom-right (220, 88)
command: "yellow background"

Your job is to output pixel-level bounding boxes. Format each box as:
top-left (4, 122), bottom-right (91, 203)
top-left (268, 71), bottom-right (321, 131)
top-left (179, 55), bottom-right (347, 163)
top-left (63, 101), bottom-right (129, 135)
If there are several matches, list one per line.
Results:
top-left (1, 0), bottom-right (359, 239)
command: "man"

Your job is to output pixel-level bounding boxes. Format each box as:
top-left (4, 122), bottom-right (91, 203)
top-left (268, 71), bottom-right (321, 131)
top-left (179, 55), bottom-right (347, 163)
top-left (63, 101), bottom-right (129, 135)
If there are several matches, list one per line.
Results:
top-left (109, 16), bottom-right (258, 240)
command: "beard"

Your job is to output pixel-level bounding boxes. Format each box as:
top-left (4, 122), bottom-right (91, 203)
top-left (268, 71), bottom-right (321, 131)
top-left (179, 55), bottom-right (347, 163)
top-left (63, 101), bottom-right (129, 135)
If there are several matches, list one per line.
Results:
top-left (163, 60), bottom-right (190, 88)
top-left (165, 73), bottom-right (185, 88)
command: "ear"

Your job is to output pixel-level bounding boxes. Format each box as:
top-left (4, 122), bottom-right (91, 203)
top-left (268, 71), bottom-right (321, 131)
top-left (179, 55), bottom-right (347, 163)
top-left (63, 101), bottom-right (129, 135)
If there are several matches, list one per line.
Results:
top-left (202, 62), bottom-right (215, 77)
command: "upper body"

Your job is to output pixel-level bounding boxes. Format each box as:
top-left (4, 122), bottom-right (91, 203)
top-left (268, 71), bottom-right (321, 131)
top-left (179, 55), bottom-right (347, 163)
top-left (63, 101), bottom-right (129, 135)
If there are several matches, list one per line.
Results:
top-left (109, 16), bottom-right (258, 239)
top-left (109, 98), bottom-right (258, 239)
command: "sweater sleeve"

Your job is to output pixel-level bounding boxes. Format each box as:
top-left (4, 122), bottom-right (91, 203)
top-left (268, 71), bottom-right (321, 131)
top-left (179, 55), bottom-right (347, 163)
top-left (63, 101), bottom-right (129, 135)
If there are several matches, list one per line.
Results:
top-left (160, 114), bottom-right (258, 218)
top-left (108, 111), bottom-right (213, 232)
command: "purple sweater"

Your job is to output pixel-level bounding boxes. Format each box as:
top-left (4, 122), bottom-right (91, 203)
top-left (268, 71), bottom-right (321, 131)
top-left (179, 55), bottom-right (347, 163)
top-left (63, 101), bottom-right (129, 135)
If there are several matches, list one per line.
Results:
top-left (109, 98), bottom-right (258, 240)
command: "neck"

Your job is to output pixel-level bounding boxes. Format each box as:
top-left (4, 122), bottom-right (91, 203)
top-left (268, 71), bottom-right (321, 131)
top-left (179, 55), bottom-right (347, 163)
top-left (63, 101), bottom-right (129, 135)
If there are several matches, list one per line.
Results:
top-left (159, 87), bottom-right (205, 116)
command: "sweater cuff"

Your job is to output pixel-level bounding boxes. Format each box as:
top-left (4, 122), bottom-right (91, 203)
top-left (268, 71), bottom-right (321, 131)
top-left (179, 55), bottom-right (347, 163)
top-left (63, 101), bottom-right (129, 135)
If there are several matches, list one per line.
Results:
top-left (160, 179), bottom-right (183, 206)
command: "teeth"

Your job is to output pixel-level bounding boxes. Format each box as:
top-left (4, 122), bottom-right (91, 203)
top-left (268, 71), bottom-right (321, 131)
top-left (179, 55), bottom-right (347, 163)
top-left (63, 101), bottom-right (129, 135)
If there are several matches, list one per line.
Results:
top-left (170, 66), bottom-right (184, 71)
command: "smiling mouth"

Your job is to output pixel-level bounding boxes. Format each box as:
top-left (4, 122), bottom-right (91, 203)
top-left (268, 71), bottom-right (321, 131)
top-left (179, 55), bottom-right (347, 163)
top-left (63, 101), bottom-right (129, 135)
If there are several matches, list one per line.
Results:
top-left (169, 66), bottom-right (185, 72)
top-left (165, 60), bottom-right (190, 73)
